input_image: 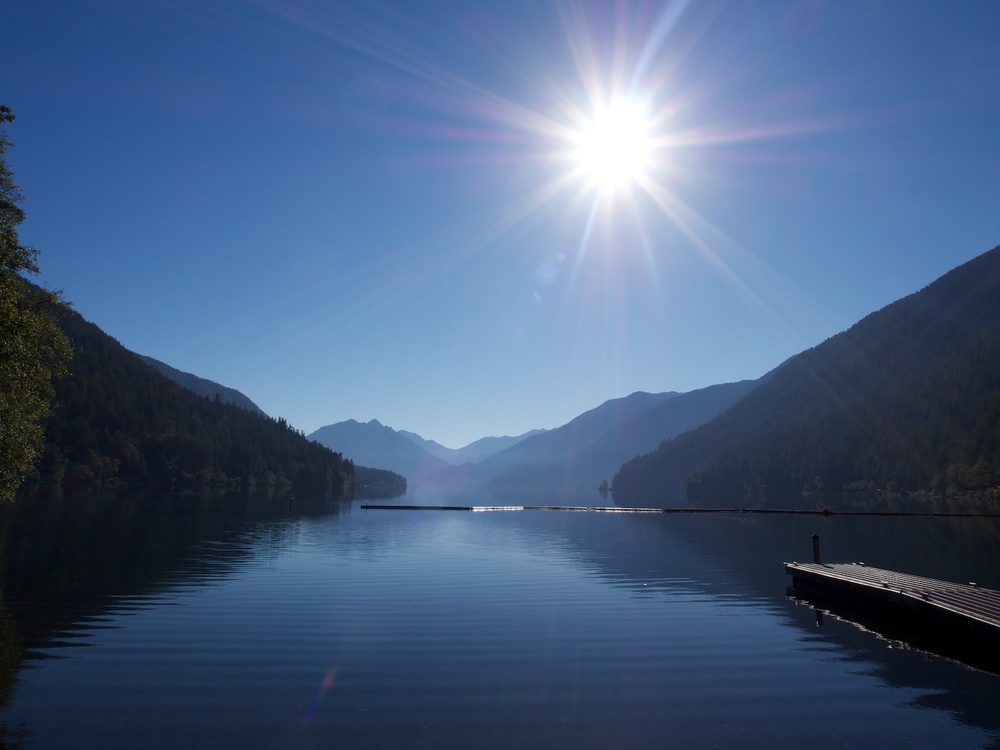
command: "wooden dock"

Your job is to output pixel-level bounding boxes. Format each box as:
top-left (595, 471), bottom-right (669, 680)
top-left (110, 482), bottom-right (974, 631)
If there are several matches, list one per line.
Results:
top-left (786, 562), bottom-right (1000, 672)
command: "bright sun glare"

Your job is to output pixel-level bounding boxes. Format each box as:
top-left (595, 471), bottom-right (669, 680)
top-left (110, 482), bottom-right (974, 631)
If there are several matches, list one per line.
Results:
top-left (572, 100), bottom-right (654, 194)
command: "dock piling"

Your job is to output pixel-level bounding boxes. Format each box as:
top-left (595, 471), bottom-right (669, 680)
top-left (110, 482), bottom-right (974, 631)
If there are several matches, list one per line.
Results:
top-left (812, 533), bottom-right (821, 564)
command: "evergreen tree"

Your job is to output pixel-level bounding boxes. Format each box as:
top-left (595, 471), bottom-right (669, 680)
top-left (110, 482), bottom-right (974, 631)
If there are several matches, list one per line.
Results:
top-left (0, 106), bottom-right (71, 502)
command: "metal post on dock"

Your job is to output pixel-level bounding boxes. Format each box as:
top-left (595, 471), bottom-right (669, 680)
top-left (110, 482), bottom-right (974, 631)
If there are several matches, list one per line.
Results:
top-left (812, 533), bottom-right (821, 564)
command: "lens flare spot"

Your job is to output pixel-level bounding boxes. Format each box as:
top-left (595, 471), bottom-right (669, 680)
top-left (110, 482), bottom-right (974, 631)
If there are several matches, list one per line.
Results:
top-left (536, 260), bottom-right (559, 285)
top-left (301, 667), bottom-right (338, 726)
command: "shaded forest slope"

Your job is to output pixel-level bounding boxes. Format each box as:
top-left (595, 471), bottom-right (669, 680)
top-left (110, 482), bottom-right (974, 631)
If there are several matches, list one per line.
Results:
top-left (23, 303), bottom-right (403, 497)
top-left (613, 244), bottom-right (1000, 507)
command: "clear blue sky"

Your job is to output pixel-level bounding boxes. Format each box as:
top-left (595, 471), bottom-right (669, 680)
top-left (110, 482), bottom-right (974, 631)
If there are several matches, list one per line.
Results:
top-left (6, 0), bottom-right (1000, 448)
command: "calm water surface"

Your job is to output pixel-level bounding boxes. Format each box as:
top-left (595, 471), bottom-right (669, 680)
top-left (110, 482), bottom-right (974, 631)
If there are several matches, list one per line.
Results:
top-left (2, 489), bottom-right (999, 749)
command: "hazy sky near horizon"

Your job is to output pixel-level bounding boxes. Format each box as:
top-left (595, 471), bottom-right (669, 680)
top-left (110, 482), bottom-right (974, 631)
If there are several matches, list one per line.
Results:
top-left (7, 0), bottom-right (1000, 448)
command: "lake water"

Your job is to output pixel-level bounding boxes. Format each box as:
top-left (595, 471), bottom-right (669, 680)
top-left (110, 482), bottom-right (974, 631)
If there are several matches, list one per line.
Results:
top-left (2, 489), bottom-right (1000, 749)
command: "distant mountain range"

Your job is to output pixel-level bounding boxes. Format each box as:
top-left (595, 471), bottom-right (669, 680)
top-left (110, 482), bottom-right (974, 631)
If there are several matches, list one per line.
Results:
top-left (397, 429), bottom-right (548, 465)
top-left (309, 420), bottom-right (453, 481)
top-left (484, 379), bottom-right (762, 497)
top-left (613, 244), bottom-right (1000, 507)
top-left (307, 420), bottom-right (546, 482)
top-left (33, 242), bottom-right (998, 511)
top-left (309, 243), bottom-right (1000, 510)
top-left (308, 382), bottom-right (758, 496)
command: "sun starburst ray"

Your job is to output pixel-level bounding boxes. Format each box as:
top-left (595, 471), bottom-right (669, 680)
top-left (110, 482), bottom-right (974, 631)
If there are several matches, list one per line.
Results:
top-left (243, 0), bottom-right (862, 351)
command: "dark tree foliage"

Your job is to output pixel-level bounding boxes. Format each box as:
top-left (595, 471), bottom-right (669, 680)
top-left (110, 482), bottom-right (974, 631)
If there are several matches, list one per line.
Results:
top-left (20, 304), bottom-right (405, 497)
top-left (0, 106), bottom-right (72, 503)
top-left (353, 463), bottom-right (410, 498)
top-left (614, 245), bottom-right (1000, 507)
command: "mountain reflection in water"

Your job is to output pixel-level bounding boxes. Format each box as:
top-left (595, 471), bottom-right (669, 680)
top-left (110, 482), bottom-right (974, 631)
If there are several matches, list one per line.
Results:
top-left (1, 489), bottom-right (998, 749)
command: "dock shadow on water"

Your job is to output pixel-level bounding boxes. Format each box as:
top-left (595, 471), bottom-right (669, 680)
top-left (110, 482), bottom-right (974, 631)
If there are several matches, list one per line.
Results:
top-left (1, 488), bottom-right (999, 749)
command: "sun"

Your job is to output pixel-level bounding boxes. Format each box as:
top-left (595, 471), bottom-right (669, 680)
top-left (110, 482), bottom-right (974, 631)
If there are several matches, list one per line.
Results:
top-left (571, 99), bottom-right (654, 194)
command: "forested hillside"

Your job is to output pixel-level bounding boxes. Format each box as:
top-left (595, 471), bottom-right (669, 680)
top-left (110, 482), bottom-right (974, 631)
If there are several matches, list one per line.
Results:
top-left (140, 355), bottom-right (266, 416)
top-left (613, 245), bottom-right (1000, 507)
top-left (21, 304), bottom-right (405, 497)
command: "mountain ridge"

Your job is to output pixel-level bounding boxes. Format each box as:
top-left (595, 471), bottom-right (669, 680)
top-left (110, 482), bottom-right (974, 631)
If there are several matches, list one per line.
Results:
top-left (487, 379), bottom-right (762, 496)
top-left (139, 355), bottom-right (266, 416)
top-left (310, 383), bottom-right (759, 495)
top-left (308, 419), bottom-right (451, 481)
top-left (20, 304), bottom-right (408, 497)
top-left (397, 429), bottom-right (548, 465)
top-left (613, 243), bottom-right (1000, 507)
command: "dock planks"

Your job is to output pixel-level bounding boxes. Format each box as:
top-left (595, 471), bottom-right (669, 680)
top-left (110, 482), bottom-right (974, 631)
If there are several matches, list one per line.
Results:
top-left (786, 562), bottom-right (1000, 634)
top-left (786, 562), bottom-right (1000, 672)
